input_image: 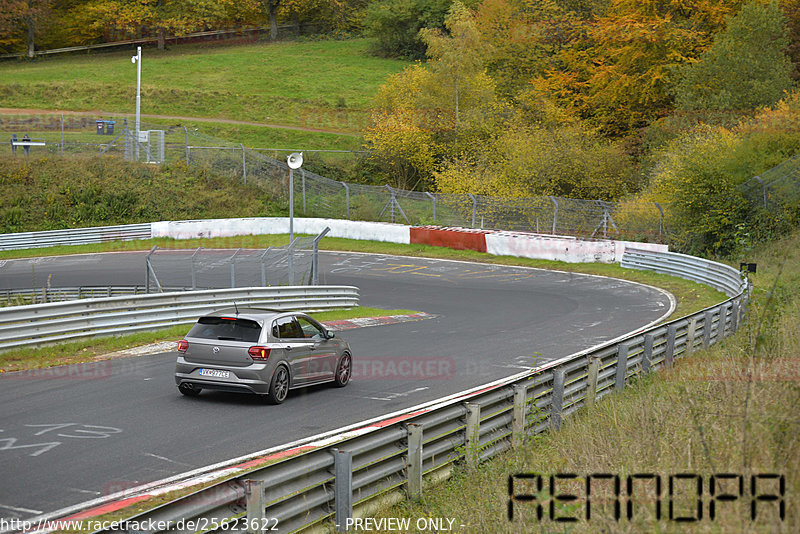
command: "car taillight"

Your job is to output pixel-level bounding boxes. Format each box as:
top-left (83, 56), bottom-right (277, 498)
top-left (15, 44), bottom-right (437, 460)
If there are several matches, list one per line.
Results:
top-left (178, 340), bottom-right (188, 353)
top-left (248, 346), bottom-right (271, 360)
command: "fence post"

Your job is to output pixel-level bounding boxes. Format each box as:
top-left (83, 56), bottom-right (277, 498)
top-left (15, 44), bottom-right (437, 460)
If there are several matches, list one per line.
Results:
top-left (333, 449), bottom-right (353, 533)
top-left (312, 227), bottom-right (331, 286)
top-left (340, 182), bottom-right (350, 219)
top-left (301, 169), bottom-right (306, 214)
top-left (230, 249), bottom-right (241, 288)
top-left (407, 423), bottom-right (423, 500)
top-left (425, 192), bottom-right (436, 224)
top-left (665, 324), bottom-right (677, 368)
top-left (550, 369), bottom-right (565, 431)
top-left (184, 126), bottom-right (189, 164)
top-left (642, 334), bottom-right (654, 374)
top-left (615, 343), bottom-right (629, 391)
top-left (586, 357), bottom-right (600, 409)
top-left (191, 247), bottom-right (202, 290)
top-left (703, 310), bottom-right (714, 348)
top-left (260, 247), bottom-right (272, 287)
top-left (240, 144), bottom-right (247, 185)
top-left (686, 318), bottom-right (697, 357)
top-left (512, 384), bottom-right (527, 448)
top-left (244, 479), bottom-right (264, 534)
top-left (549, 196), bottom-right (559, 234)
top-left (465, 402), bottom-right (480, 468)
top-left (467, 194), bottom-right (477, 228)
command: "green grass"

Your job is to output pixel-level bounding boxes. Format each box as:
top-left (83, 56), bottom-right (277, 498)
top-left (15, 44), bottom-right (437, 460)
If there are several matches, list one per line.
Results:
top-left (0, 306), bottom-right (418, 373)
top-left (0, 39), bottom-right (408, 134)
top-left (365, 233), bottom-right (800, 532)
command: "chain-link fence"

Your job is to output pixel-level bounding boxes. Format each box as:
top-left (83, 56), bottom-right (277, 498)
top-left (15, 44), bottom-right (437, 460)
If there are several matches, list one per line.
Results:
top-left (4, 112), bottom-right (796, 244)
top-left (145, 230), bottom-right (329, 292)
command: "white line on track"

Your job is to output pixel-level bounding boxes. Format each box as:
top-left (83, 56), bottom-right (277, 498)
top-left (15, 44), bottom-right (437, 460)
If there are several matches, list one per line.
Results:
top-left (0, 504), bottom-right (43, 515)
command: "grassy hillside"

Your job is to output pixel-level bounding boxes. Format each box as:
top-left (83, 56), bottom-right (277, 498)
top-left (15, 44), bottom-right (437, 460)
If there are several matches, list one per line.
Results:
top-left (372, 231), bottom-right (800, 532)
top-left (0, 39), bottom-right (408, 135)
top-left (0, 154), bottom-right (285, 233)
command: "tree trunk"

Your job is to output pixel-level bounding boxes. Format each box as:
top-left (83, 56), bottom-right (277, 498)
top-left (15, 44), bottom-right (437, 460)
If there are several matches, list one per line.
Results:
top-left (158, 27), bottom-right (165, 50)
top-left (268, 0), bottom-right (280, 41)
top-left (26, 0), bottom-right (34, 59)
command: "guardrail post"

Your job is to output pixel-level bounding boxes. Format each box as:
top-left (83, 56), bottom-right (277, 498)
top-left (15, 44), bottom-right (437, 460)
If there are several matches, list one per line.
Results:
top-left (719, 304), bottom-right (730, 338)
top-left (586, 357), bottom-right (600, 409)
top-left (703, 310), bottom-right (714, 348)
top-left (512, 384), bottom-right (527, 448)
top-left (685, 318), bottom-right (697, 357)
top-left (407, 423), bottom-right (423, 500)
top-left (615, 343), bottom-right (629, 391)
top-left (550, 369), bottom-right (565, 431)
top-left (642, 334), bottom-right (654, 374)
top-left (333, 448), bottom-right (353, 533)
top-left (245, 479), bottom-right (264, 534)
top-left (665, 325), bottom-right (677, 368)
top-left (730, 300), bottom-right (740, 333)
top-left (465, 402), bottom-right (481, 468)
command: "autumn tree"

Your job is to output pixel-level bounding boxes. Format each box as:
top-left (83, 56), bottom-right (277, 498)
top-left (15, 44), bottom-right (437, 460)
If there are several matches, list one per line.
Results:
top-left (0, 0), bottom-right (53, 57)
top-left (674, 0), bottom-right (796, 114)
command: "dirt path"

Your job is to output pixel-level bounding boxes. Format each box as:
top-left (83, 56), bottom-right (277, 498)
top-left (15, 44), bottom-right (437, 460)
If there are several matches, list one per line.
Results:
top-left (0, 107), bottom-right (360, 136)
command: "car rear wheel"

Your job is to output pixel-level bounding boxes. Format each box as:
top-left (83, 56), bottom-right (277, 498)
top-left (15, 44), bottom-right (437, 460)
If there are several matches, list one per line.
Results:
top-left (333, 353), bottom-right (351, 387)
top-left (266, 365), bottom-right (290, 404)
top-left (178, 383), bottom-right (201, 397)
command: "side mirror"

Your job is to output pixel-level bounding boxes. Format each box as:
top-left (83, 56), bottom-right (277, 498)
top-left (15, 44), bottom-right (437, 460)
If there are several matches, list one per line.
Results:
top-left (326, 330), bottom-right (335, 339)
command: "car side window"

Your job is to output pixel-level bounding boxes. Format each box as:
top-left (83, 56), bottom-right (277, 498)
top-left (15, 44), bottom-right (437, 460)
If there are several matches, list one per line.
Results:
top-left (274, 316), bottom-right (301, 339)
top-left (297, 316), bottom-right (325, 339)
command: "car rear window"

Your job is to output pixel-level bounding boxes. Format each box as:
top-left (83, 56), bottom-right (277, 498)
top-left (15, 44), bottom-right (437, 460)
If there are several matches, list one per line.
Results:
top-left (187, 317), bottom-right (262, 342)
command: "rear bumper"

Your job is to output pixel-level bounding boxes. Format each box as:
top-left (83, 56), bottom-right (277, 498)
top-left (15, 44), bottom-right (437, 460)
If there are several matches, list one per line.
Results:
top-left (174, 357), bottom-right (271, 395)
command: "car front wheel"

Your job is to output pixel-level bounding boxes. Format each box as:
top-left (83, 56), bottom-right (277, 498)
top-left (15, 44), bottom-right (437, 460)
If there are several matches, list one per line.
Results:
top-left (333, 353), bottom-right (352, 387)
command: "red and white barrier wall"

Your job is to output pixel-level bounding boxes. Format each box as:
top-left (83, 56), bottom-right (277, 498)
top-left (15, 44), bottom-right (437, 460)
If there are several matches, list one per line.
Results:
top-left (151, 218), bottom-right (667, 263)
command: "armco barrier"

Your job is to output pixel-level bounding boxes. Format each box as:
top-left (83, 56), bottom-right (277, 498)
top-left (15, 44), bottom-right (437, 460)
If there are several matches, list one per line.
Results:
top-left (0, 286), bottom-right (359, 351)
top-left (55, 250), bottom-right (746, 534)
top-left (0, 223), bottom-right (152, 251)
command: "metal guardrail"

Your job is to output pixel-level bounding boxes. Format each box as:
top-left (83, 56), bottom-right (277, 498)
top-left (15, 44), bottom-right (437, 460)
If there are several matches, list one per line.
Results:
top-left (621, 247), bottom-right (745, 297)
top-left (0, 286), bottom-right (359, 351)
top-left (80, 250), bottom-right (748, 534)
top-left (0, 223), bottom-right (152, 251)
top-left (0, 286), bottom-right (185, 306)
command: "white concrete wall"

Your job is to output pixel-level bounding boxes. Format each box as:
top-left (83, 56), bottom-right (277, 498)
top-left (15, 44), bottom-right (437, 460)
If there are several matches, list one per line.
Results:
top-left (151, 218), bottom-right (667, 263)
top-left (151, 218), bottom-right (411, 244)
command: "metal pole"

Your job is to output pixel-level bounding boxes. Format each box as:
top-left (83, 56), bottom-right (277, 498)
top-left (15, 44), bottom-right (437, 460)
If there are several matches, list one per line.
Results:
top-left (60, 114), bottom-right (64, 155)
top-left (333, 449), bottom-right (353, 533)
top-left (425, 192), bottom-right (436, 223)
top-left (134, 46), bottom-right (141, 162)
top-left (289, 168), bottom-right (294, 244)
top-left (184, 126), bottom-right (189, 164)
top-left (468, 194), bottom-right (477, 228)
top-left (288, 238), bottom-right (295, 286)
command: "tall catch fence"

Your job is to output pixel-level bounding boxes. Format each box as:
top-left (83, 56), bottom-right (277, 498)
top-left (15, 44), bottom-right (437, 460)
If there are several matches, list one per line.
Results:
top-left (2, 113), bottom-right (795, 243)
top-left (145, 230), bottom-right (329, 292)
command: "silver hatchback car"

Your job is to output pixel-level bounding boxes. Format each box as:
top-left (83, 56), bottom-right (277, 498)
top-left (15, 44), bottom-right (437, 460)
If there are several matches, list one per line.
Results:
top-left (174, 308), bottom-right (352, 404)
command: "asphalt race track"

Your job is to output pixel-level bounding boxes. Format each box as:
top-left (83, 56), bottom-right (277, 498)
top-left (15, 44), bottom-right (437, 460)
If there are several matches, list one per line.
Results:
top-left (0, 250), bottom-right (673, 522)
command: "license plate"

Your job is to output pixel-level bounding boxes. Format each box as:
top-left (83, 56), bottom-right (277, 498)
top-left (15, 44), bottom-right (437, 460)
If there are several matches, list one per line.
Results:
top-left (199, 369), bottom-right (230, 378)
